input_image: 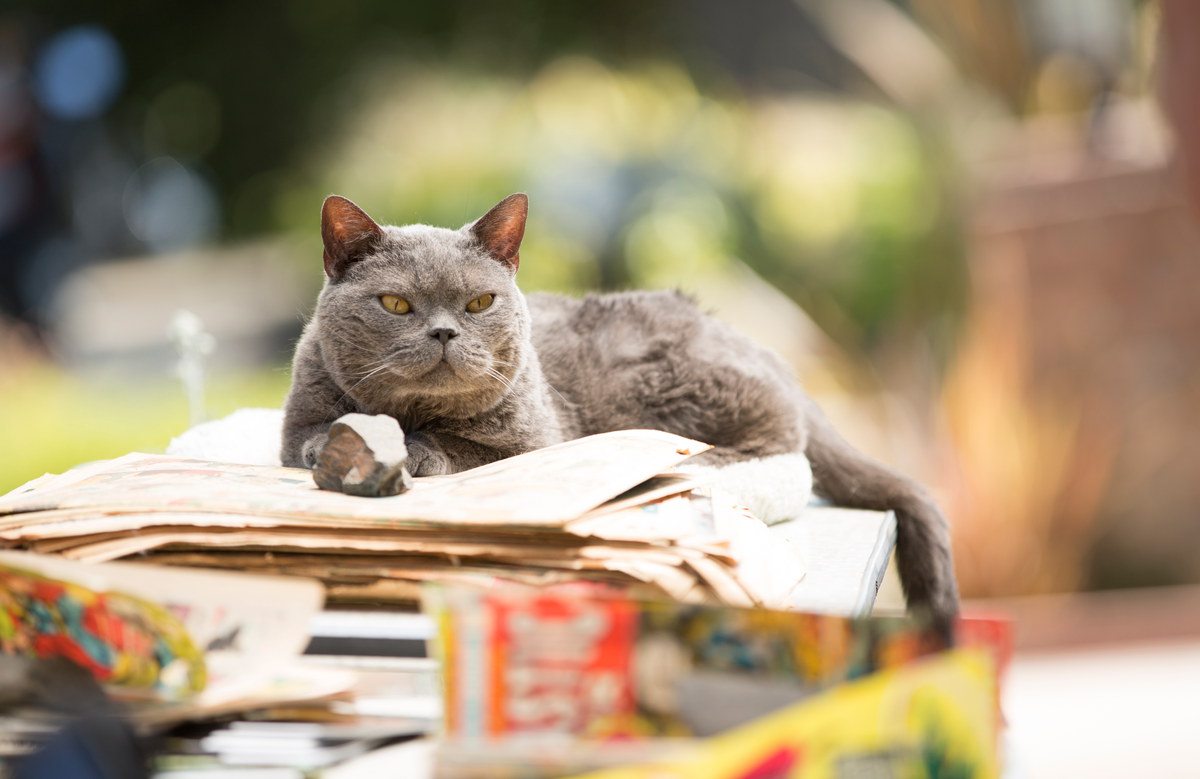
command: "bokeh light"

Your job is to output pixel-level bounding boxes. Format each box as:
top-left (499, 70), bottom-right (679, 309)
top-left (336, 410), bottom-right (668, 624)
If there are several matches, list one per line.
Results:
top-left (123, 158), bottom-right (220, 252)
top-left (32, 25), bottom-right (124, 120)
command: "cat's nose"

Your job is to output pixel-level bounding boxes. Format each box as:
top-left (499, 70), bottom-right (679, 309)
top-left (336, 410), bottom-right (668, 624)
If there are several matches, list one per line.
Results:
top-left (428, 327), bottom-right (458, 345)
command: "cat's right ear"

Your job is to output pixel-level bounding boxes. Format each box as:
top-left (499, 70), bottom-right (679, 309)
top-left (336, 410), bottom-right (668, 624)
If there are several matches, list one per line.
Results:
top-left (470, 193), bottom-right (527, 271)
top-left (321, 195), bottom-right (384, 279)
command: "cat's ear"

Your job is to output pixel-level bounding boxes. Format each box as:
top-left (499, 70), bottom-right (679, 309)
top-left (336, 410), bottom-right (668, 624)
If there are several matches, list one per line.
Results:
top-left (470, 193), bottom-right (527, 271)
top-left (321, 195), bottom-right (384, 279)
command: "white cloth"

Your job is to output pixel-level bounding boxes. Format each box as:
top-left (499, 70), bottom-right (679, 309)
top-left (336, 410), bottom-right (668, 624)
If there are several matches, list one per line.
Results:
top-left (167, 408), bottom-right (286, 466)
top-left (678, 453), bottom-right (813, 525)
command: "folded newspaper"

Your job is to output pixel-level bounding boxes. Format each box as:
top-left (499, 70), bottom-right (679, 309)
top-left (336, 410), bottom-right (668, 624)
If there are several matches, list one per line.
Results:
top-left (0, 431), bottom-right (806, 610)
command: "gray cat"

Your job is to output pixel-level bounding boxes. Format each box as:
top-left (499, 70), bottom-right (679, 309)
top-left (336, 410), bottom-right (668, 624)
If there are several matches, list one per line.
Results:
top-left (281, 194), bottom-right (959, 623)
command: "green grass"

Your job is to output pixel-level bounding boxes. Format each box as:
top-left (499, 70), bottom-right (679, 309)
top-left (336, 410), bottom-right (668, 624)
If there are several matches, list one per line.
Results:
top-left (0, 366), bottom-right (293, 493)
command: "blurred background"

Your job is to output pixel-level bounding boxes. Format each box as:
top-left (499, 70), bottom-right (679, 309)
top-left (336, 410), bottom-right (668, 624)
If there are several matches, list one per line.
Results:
top-left (4, 1), bottom-right (1200, 771)
top-left (1, 3), bottom-right (1198, 610)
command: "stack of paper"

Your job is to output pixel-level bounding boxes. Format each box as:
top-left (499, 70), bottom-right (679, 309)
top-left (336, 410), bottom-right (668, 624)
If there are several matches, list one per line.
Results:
top-left (0, 431), bottom-right (806, 610)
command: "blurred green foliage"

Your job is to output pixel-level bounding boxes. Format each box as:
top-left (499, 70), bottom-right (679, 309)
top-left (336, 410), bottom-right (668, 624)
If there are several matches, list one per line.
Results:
top-left (287, 59), bottom-right (965, 354)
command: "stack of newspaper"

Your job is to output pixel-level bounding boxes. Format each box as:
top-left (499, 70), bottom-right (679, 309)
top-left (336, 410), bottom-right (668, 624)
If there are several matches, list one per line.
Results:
top-left (0, 431), bottom-right (806, 610)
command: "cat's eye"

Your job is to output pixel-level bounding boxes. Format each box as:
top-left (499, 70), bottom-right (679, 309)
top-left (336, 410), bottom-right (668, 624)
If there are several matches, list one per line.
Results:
top-left (379, 295), bottom-right (411, 314)
top-left (466, 293), bottom-right (494, 313)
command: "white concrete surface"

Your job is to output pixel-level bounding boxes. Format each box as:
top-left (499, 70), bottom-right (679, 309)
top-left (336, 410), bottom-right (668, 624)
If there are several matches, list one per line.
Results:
top-left (1004, 640), bottom-right (1200, 778)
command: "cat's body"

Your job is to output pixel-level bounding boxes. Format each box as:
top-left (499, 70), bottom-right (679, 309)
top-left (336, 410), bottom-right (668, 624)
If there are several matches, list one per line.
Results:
top-left (282, 194), bottom-right (959, 624)
top-left (528, 291), bottom-right (807, 463)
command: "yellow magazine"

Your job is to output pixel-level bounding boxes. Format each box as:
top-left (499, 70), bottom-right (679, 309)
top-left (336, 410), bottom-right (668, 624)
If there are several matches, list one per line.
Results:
top-left (574, 649), bottom-right (998, 779)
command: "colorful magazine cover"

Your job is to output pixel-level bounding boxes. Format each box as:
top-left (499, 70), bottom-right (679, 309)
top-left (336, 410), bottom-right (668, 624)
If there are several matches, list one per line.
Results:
top-left (424, 581), bottom-right (952, 739)
top-left (0, 562), bottom-right (206, 696)
top-left (0, 550), bottom-right (324, 702)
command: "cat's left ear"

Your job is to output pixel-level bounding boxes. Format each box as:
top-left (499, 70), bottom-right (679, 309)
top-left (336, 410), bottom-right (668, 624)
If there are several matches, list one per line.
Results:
top-left (322, 195), bottom-right (384, 279)
top-left (470, 193), bottom-right (527, 271)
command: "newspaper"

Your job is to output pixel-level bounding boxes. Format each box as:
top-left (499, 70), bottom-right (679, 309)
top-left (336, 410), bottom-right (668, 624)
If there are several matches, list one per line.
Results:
top-left (0, 430), bottom-right (807, 610)
top-left (0, 430), bottom-right (709, 527)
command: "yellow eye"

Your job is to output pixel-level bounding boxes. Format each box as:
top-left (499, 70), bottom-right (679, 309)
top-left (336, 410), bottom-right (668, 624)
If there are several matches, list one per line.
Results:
top-left (466, 293), bottom-right (494, 313)
top-left (379, 295), bottom-right (411, 314)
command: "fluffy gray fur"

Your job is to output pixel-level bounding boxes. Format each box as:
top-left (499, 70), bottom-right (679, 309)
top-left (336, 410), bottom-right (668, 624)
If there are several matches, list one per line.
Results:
top-left (281, 194), bottom-right (960, 625)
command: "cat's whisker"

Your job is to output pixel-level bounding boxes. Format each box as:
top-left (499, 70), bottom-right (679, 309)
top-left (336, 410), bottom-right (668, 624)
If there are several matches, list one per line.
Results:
top-left (544, 380), bottom-right (568, 406)
top-left (322, 330), bottom-right (376, 354)
top-left (329, 328), bottom-right (416, 367)
top-left (481, 366), bottom-right (516, 393)
top-left (333, 363), bottom-right (394, 407)
top-left (344, 359), bottom-right (396, 378)
top-left (341, 344), bottom-right (418, 377)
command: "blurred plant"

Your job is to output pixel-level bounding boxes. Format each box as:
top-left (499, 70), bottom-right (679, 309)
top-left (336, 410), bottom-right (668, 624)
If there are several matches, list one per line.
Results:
top-left (280, 57), bottom-right (965, 360)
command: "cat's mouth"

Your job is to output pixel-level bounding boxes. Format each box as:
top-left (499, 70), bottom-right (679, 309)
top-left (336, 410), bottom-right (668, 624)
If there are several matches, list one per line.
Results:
top-left (420, 349), bottom-right (470, 380)
top-left (377, 346), bottom-right (490, 389)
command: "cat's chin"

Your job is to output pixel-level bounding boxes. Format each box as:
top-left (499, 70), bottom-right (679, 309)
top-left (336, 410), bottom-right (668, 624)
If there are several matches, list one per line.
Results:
top-left (427, 361), bottom-right (459, 380)
top-left (443, 361), bottom-right (496, 389)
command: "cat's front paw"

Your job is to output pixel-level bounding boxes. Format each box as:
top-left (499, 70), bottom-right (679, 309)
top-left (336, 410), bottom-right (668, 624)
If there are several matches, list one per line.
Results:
top-left (404, 435), bottom-right (451, 477)
top-left (312, 413), bottom-right (412, 497)
top-left (300, 432), bottom-right (330, 469)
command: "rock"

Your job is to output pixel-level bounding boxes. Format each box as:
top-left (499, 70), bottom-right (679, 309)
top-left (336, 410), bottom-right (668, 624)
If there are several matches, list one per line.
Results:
top-left (312, 413), bottom-right (412, 497)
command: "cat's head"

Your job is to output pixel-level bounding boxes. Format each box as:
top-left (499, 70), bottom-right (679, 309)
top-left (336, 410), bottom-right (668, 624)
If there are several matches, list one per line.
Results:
top-left (312, 193), bottom-right (531, 414)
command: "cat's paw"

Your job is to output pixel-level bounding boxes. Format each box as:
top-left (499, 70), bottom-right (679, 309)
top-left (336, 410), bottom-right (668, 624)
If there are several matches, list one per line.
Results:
top-left (404, 435), bottom-right (451, 477)
top-left (300, 432), bottom-right (330, 469)
top-left (312, 413), bottom-right (412, 497)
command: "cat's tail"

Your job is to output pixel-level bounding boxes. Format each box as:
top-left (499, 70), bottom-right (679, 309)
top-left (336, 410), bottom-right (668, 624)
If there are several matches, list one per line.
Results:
top-left (802, 403), bottom-right (959, 630)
